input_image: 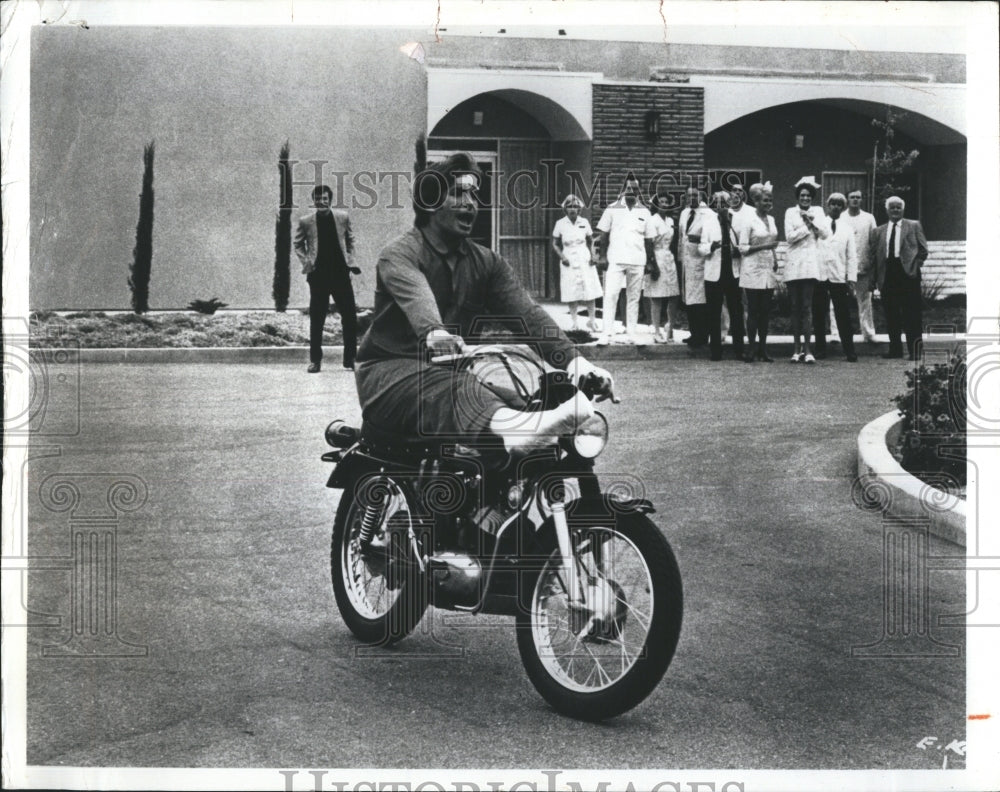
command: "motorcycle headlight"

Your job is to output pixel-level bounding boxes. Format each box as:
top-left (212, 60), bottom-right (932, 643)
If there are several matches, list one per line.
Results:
top-left (571, 411), bottom-right (609, 459)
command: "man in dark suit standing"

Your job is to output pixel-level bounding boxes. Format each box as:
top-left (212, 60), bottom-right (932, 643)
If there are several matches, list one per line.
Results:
top-left (871, 196), bottom-right (928, 360)
top-left (295, 184), bottom-right (358, 372)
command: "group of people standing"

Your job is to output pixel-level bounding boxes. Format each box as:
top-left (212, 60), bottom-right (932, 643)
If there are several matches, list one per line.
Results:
top-left (552, 175), bottom-right (929, 362)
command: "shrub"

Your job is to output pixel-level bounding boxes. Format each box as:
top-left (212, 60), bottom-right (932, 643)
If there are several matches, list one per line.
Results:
top-left (890, 349), bottom-right (966, 487)
top-left (921, 278), bottom-right (946, 305)
top-left (188, 298), bottom-right (228, 315)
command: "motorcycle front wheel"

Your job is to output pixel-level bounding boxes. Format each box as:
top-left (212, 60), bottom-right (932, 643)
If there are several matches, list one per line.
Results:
top-left (330, 477), bottom-right (429, 645)
top-left (515, 512), bottom-right (682, 721)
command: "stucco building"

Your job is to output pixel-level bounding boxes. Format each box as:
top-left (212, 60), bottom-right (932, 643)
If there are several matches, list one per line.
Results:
top-left (30, 27), bottom-right (965, 308)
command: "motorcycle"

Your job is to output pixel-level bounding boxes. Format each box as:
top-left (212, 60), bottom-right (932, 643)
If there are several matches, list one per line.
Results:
top-left (321, 345), bottom-right (682, 721)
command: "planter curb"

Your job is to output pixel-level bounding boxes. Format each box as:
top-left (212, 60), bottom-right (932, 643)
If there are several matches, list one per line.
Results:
top-left (856, 410), bottom-right (965, 547)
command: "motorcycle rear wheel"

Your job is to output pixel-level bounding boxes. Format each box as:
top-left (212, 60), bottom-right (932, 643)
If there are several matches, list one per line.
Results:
top-left (515, 512), bottom-right (682, 721)
top-left (330, 478), bottom-right (429, 645)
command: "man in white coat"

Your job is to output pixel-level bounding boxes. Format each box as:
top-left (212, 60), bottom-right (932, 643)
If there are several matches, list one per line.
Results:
top-left (678, 186), bottom-right (710, 347)
top-left (594, 177), bottom-right (652, 345)
top-left (840, 189), bottom-right (879, 343)
top-left (813, 193), bottom-right (859, 362)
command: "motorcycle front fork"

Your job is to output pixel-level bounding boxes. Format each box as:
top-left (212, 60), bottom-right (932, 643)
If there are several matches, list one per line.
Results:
top-left (548, 473), bottom-right (607, 635)
top-left (550, 501), bottom-right (585, 606)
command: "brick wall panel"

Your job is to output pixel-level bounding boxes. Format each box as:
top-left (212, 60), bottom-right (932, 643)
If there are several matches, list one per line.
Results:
top-left (592, 84), bottom-right (705, 209)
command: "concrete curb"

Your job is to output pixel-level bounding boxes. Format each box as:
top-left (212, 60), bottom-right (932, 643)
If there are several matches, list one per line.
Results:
top-left (34, 335), bottom-right (965, 364)
top-left (855, 410), bottom-right (966, 547)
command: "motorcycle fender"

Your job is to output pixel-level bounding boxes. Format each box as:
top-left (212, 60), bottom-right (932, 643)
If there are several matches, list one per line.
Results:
top-left (563, 494), bottom-right (656, 519)
top-left (326, 447), bottom-right (380, 490)
top-left (509, 494), bottom-right (655, 559)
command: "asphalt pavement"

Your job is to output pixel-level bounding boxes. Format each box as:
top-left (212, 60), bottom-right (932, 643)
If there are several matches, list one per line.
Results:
top-left (24, 355), bottom-right (966, 771)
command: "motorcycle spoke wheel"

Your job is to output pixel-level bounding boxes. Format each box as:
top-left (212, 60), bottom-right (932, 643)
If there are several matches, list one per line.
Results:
top-left (331, 478), bottom-right (429, 645)
top-left (515, 513), bottom-right (682, 720)
top-left (342, 492), bottom-right (408, 620)
top-left (531, 529), bottom-right (653, 692)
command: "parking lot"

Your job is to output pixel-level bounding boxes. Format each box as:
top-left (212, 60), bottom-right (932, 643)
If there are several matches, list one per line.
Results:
top-left (24, 355), bottom-right (965, 770)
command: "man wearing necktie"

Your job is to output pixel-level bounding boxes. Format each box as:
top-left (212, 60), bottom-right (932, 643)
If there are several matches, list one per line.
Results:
top-left (871, 196), bottom-right (928, 360)
top-left (702, 190), bottom-right (746, 361)
top-left (678, 186), bottom-right (710, 347)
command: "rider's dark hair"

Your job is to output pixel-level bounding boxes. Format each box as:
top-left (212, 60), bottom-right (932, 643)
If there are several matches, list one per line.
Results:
top-left (412, 151), bottom-right (482, 228)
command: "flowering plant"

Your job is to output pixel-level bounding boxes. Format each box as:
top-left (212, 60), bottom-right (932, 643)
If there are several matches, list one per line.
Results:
top-left (890, 350), bottom-right (966, 487)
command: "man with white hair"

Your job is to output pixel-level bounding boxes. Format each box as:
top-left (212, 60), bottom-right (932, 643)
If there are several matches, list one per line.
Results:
top-left (871, 196), bottom-right (928, 360)
top-left (841, 189), bottom-right (878, 343)
top-left (702, 190), bottom-right (746, 361)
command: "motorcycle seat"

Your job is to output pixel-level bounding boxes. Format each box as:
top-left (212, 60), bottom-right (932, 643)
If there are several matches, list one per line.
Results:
top-left (359, 420), bottom-right (502, 472)
top-left (360, 420), bottom-right (445, 460)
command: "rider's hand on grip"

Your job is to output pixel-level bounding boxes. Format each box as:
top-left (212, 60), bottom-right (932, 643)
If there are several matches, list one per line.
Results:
top-left (570, 355), bottom-right (618, 404)
top-left (580, 371), bottom-right (618, 403)
top-left (426, 328), bottom-right (466, 363)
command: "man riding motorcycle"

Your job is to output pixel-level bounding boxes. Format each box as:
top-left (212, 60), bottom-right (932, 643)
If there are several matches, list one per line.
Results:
top-left (353, 150), bottom-right (616, 451)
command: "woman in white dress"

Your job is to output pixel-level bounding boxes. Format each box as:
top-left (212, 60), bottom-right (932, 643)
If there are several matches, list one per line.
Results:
top-left (643, 194), bottom-right (680, 342)
top-left (782, 176), bottom-right (830, 364)
top-left (552, 194), bottom-right (601, 332)
top-left (738, 182), bottom-right (780, 362)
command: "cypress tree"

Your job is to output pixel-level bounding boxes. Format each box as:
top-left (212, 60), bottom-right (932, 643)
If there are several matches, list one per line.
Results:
top-left (272, 141), bottom-right (292, 312)
top-left (128, 141), bottom-right (155, 313)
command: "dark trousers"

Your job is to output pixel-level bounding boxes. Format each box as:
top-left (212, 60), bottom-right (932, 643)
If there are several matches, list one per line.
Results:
top-left (882, 263), bottom-right (923, 356)
top-left (362, 364), bottom-right (512, 440)
top-left (705, 270), bottom-right (745, 357)
top-left (685, 303), bottom-right (709, 346)
top-left (813, 282), bottom-right (856, 357)
top-left (308, 269), bottom-right (357, 367)
top-left (745, 288), bottom-right (773, 349)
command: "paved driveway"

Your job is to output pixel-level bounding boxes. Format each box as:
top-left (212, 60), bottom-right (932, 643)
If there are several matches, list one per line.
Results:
top-left (23, 356), bottom-right (966, 772)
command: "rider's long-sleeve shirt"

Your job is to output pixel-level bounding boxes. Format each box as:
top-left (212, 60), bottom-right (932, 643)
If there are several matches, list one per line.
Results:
top-left (355, 226), bottom-right (577, 419)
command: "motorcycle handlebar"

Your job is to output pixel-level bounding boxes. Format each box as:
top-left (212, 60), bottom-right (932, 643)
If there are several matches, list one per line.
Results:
top-left (430, 346), bottom-right (620, 404)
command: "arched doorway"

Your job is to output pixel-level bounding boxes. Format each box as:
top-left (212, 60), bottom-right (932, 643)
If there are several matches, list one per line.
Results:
top-left (704, 99), bottom-right (967, 239)
top-left (429, 90), bottom-right (591, 298)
